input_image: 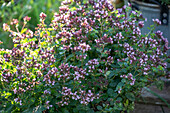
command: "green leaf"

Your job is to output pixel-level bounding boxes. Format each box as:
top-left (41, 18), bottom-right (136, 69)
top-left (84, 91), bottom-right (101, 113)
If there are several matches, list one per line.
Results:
top-left (93, 29), bottom-right (99, 34)
top-left (154, 80), bottom-right (164, 90)
top-left (167, 67), bottom-right (170, 72)
top-left (101, 52), bottom-right (108, 57)
top-left (125, 92), bottom-right (135, 101)
top-left (97, 105), bottom-right (102, 110)
top-left (124, 99), bottom-right (129, 107)
top-left (111, 64), bottom-right (119, 68)
top-left (6, 105), bottom-right (13, 112)
top-left (102, 94), bottom-right (108, 100)
top-left (124, 58), bottom-right (129, 61)
top-left (152, 67), bottom-right (158, 73)
top-left (105, 71), bottom-right (111, 76)
top-left (147, 50), bottom-right (153, 53)
top-left (23, 107), bottom-right (34, 113)
top-left (167, 58), bottom-right (170, 63)
top-left (121, 79), bottom-right (126, 83)
top-left (76, 105), bottom-right (84, 110)
top-left (104, 108), bottom-right (112, 112)
top-left (107, 71), bottom-right (115, 79)
top-left (117, 97), bottom-right (122, 101)
top-left (66, 54), bottom-right (74, 61)
top-left (70, 7), bottom-right (77, 11)
top-left (59, 50), bottom-right (66, 55)
top-left (96, 48), bottom-right (102, 52)
top-left (147, 27), bottom-right (151, 30)
top-left (40, 31), bottom-right (45, 37)
top-left (87, 109), bottom-right (95, 113)
top-left (73, 108), bottom-right (78, 113)
top-left (117, 82), bottom-right (124, 88)
top-left (150, 25), bottom-right (154, 28)
top-left (107, 88), bottom-right (114, 97)
top-left (121, 69), bottom-right (127, 73)
top-left (158, 65), bottom-right (164, 71)
top-left (123, 62), bottom-right (128, 67)
top-left (79, 110), bottom-right (86, 113)
top-left (21, 28), bottom-right (27, 34)
top-left (118, 62), bottom-right (123, 66)
top-left (63, 109), bottom-right (69, 113)
top-left (116, 103), bottom-right (123, 110)
top-left (109, 80), bottom-right (117, 87)
top-left (139, 76), bottom-right (148, 82)
top-left (34, 105), bottom-right (47, 113)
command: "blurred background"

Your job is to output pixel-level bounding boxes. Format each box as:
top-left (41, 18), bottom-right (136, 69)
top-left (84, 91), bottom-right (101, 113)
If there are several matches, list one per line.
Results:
top-left (0, 0), bottom-right (169, 112)
top-left (0, 0), bottom-right (62, 49)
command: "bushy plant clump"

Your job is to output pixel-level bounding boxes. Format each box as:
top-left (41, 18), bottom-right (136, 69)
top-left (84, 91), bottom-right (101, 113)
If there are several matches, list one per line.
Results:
top-left (0, 0), bottom-right (169, 112)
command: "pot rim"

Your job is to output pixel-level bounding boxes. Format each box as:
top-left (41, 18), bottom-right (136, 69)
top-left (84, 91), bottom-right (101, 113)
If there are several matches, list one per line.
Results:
top-left (131, 0), bottom-right (170, 9)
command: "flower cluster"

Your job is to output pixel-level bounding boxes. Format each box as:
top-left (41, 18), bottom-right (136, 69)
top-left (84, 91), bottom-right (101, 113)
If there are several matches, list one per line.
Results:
top-left (107, 56), bottom-right (114, 65)
top-left (3, 23), bottom-right (10, 31)
top-left (76, 54), bottom-right (87, 61)
top-left (86, 59), bottom-right (99, 73)
top-left (1, 0), bottom-right (169, 112)
top-left (78, 43), bottom-right (91, 53)
top-left (120, 73), bottom-right (136, 85)
top-left (10, 19), bottom-right (19, 25)
top-left (23, 16), bottom-right (31, 22)
top-left (45, 101), bottom-right (53, 109)
top-left (57, 87), bottom-right (99, 106)
top-left (39, 12), bottom-right (47, 20)
top-left (152, 18), bottom-right (161, 25)
top-left (95, 34), bottom-right (113, 46)
top-left (14, 98), bottom-right (22, 106)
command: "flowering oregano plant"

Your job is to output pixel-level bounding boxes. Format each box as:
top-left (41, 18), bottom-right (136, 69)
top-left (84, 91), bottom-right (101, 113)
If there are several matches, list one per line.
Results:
top-left (0, 0), bottom-right (169, 112)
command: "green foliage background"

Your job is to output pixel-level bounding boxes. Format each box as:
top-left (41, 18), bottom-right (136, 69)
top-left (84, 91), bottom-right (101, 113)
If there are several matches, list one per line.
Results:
top-left (0, 0), bottom-right (62, 49)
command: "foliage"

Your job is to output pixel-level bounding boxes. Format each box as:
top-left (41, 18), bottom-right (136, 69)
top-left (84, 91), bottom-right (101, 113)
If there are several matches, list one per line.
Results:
top-left (0, 0), bottom-right (169, 112)
top-left (0, 0), bottom-right (62, 49)
top-left (159, 0), bottom-right (170, 4)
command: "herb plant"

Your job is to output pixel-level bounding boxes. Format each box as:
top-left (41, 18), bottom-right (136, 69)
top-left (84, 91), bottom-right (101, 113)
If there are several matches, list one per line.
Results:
top-left (0, 0), bottom-right (169, 112)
